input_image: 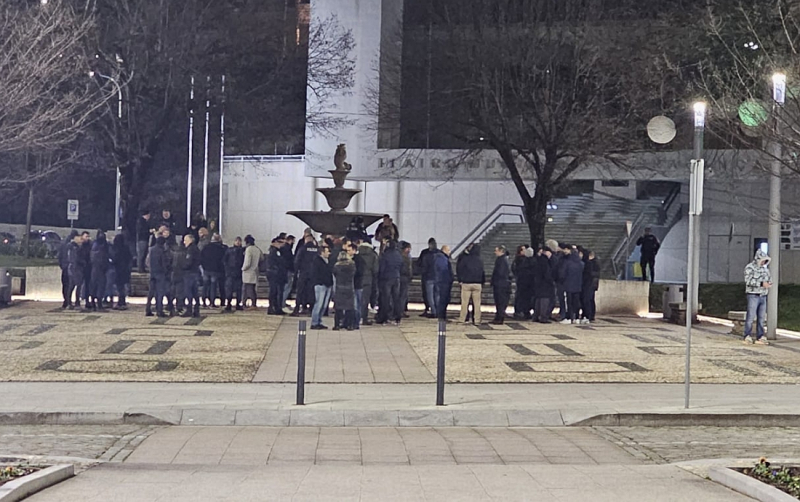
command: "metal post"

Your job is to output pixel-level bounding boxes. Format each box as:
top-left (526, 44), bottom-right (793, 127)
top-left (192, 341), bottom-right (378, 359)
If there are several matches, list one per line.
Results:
top-left (114, 86), bottom-right (122, 230)
top-left (202, 75), bottom-right (211, 218)
top-left (436, 319), bottom-right (446, 406)
top-left (186, 76), bottom-right (195, 228)
top-left (296, 320), bottom-right (307, 405)
top-left (685, 102), bottom-right (705, 409)
top-left (767, 73), bottom-right (785, 341)
top-left (218, 75), bottom-right (226, 236)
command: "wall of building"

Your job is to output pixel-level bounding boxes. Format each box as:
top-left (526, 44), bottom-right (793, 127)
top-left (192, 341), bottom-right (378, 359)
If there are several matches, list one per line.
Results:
top-left (657, 180), bottom-right (800, 284)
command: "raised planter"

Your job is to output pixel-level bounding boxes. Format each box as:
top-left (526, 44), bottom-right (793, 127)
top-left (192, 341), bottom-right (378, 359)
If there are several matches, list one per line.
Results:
top-left (0, 464), bottom-right (74, 502)
top-left (709, 466), bottom-right (798, 502)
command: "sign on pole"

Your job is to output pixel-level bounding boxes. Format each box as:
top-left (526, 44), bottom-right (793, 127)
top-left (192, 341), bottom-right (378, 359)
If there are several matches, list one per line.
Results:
top-left (625, 220), bottom-right (633, 237)
top-left (67, 199), bottom-right (79, 221)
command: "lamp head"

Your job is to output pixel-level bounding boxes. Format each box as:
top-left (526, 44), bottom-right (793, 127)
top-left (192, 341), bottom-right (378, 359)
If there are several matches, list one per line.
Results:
top-left (693, 101), bottom-right (706, 129)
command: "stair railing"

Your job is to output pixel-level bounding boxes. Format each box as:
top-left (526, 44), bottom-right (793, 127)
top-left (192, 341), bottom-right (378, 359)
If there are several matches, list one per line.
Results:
top-left (610, 210), bottom-right (648, 279)
top-left (451, 204), bottom-right (525, 257)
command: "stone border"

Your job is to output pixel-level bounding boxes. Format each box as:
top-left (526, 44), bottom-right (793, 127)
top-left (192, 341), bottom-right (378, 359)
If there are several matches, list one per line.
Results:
top-left (709, 466), bottom-right (798, 502)
top-left (0, 465), bottom-right (74, 502)
top-left (0, 412), bottom-right (173, 426)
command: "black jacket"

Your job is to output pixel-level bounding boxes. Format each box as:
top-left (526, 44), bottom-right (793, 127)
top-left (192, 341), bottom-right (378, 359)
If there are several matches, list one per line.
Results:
top-left (456, 246), bottom-right (485, 284)
top-left (182, 244), bottom-right (201, 275)
top-left (637, 234), bottom-right (661, 258)
top-left (281, 243), bottom-right (295, 272)
top-left (200, 242), bottom-right (226, 274)
top-left (418, 248), bottom-right (438, 281)
top-left (378, 247), bottom-right (403, 281)
top-left (58, 240), bottom-right (72, 270)
top-left (583, 258), bottom-right (601, 292)
top-left (354, 254), bottom-right (366, 289)
top-left (562, 253), bottom-right (585, 294)
top-left (67, 241), bottom-right (85, 277)
top-left (311, 255), bottom-right (333, 287)
top-left (295, 241), bottom-right (319, 276)
top-left (149, 243), bottom-right (171, 277)
top-left (136, 216), bottom-right (152, 242)
top-left (533, 255), bottom-right (554, 298)
top-left (111, 237), bottom-right (133, 283)
top-left (224, 246), bottom-right (245, 278)
top-left (401, 254), bottom-right (412, 280)
top-left (90, 236), bottom-right (110, 274)
top-left (491, 255), bottom-right (511, 289)
top-left (267, 246), bottom-right (287, 277)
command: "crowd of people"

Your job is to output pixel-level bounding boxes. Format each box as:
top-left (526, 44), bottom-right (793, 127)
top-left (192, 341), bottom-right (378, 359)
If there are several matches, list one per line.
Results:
top-left (55, 210), bottom-right (602, 327)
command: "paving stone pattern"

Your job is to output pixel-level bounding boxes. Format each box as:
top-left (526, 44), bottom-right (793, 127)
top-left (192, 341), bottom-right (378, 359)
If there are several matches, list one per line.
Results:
top-left (599, 426), bottom-right (800, 463)
top-left (0, 425), bottom-right (148, 460)
top-left (124, 426), bottom-right (640, 466)
top-left (253, 319), bottom-right (433, 383)
top-left (0, 302), bottom-right (281, 382)
top-left (399, 315), bottom-right (800, 383)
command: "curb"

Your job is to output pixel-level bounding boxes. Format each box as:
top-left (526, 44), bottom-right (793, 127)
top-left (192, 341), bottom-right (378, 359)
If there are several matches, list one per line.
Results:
top-left (2, 410), bottom-right (800, 427)
top-left (709, 467), bottom-right (798, 502)
top-left (0, 465), bottom-right (74, 502)
top-left (572, 413), bottom-right (800, 427)
top-left (0, 413), bottom-right (173, 426)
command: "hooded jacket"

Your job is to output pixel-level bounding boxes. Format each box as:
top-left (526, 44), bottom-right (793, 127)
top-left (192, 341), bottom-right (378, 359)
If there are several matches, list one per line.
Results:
top-left (561, 252), bottom-right (585, 294)
top-left (745, 250), bottom-right (772, 296)
top-left (456, 245), bottom-right (485, 284)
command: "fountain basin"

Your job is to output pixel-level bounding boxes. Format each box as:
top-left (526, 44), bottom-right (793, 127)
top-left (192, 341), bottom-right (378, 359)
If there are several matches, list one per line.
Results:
top-left (287, 211), bottom-right (383, 236)
top-left (316, 187), bottom-right (361, 211)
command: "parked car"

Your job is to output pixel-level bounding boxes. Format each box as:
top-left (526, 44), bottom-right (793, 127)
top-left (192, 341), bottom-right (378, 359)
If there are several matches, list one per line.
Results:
top-left (0, 232), bottom-right (15, 245)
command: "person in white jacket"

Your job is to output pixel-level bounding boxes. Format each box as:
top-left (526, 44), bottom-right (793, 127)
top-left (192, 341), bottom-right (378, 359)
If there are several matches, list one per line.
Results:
top-left (241, 235), bottom-right (263, 309)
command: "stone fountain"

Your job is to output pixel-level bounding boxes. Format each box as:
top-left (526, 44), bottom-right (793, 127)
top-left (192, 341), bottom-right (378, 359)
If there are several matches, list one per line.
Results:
top-left (288, 144), bottom-right (384, 236)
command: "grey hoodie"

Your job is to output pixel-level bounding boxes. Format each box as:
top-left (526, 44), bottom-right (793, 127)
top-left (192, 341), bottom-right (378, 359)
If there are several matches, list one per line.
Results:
top-left (744, 250), bottom-right (772, 295)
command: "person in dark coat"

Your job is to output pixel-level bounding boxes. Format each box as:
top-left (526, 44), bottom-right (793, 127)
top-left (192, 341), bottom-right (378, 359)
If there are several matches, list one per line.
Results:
top-left (418, 238), bottom-right (439, 317)
top-left (78, 232), bottom-right (92, 309)
top-left (66, 232), bottom-right (84, 309)
top-left (136, 210), bottom-right (153, 273)
top-left (182, 234), bottom-right (202, 318)
top-left (491, 245), bottom-right (512, 324)
top-left (59, 230), bottom-right (79, 308)
top-left (533, 248), bottom-right (555, 323)
top-left (333, 248), bottom-right (357, 330)
top-left (636, 227), bottom-right (660, 283)
top-left (224, 236), bottom-right (245, 311)
top-left (357, 239), bottom-right (379, 325)
top-left (310, 245), bottom-right (333, 329)
top-left (292, 233), bottom-right (319, 316)
top-left (581, 250), bottom-right (601, 323)
top-left (281, 235), bottom-right (296, 307)
top-left (267, 237), bottom-right (288, 315)
top-left (89, 230), bottom-right (110, 311)
top-left (376, 239), bottom-right (403, 325)
top-left (434, 245), bottom-right (454, 320)
top-left (560, 247), bottom-right (585, 324)
top-left (159, 209), bottom-right (177, 236)
top-left (111, 234), bottom-right (133, 310)
top-left (399, 241), bottom-right (413, 317)
top-left (512, 245), bottom-right (535, 320)
top-left (146, 236), bottom-right (172, 317)
top-left (200, 234), bottom-right (226, 308)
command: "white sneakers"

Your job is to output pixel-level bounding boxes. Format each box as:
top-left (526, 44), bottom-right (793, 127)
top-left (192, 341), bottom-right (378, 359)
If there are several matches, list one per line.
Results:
top-left (559, 318), bottom-right (590, 325)
top-left (559, 319), bottom-right (573, 325)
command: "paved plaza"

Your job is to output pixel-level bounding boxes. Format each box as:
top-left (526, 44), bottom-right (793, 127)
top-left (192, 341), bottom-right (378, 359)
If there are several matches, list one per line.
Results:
top-left (2, 300), bottom-right (800, 384)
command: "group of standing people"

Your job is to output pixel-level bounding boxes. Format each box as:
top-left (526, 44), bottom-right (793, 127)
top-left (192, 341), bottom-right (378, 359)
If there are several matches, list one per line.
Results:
top-left (59, 229), bottom-right (132, 311)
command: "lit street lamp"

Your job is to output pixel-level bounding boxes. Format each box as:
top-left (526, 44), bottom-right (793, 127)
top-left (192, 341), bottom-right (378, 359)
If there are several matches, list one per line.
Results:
top-left (90, 70), bottom-right (123, 231)
top-left (685, 100), bottom-right (706, 409)
top-left (768, 73), bottom-right (786, 340)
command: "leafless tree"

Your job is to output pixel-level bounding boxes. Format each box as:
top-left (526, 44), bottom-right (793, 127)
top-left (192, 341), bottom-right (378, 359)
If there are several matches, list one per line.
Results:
top-left (370, 0), bottom-right (697, 245)
top-left (0, 0), bottom-right (107, 163)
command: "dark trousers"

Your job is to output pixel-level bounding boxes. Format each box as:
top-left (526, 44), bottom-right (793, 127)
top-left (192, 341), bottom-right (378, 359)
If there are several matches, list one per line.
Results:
top-left (360, 283), bottom-right (373, 322)
top-left (556, 285), bottom-right (568, 319)
top-left (436, 282), bottom-right (452, 320)
top-left (243, 283), bottom-right (257, 307)
top-left (68, 272), bottom-right (83, 306)
top-left (421, 277), bottom-right (429, 311)
top-left (335, 309), bottom-right (356, 329)
top-left (154, 275), bottom-right (170, 314)
top-left (90, 268), bottom-right (107, 307)
top-left (172, 275), bottom-right (185, 311)
top-left (268, 273), bottom-right (285, 313)
top-left (493, 286), bottom-right (510, 322)
top-left (296, 275), bottom-right (313, 310)
top-left (136, 240), bottom-right (148, 273)
top-left (641, 255), bottom-right (656, 282)
top-left (376, 278), bottom-right (401, 323)
top-left (225, 276), bottom-right (243, 307)
top-left (370, 274), bottom-right (379, 308)
top-left (567, 292), bottom-right (582, 322)
top-left (399, 277), bottom-right (410, 313)
top-left (514, 280), bottom-right (533, 318)
top-left (536, 297), bottom-right (551, 323)
top-left (581, 289), bottom-right (596, 321)
top-left (60, 269), bottom-right (70, 306)
top-left (183, 274), bottom-right (201, 314)
top-left (116, 275), bottom-right (128, 306)
top-left (203, 271), bottom-right (221, 306)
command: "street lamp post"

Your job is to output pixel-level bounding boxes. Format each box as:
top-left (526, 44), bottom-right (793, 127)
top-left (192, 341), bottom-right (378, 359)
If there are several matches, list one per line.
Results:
top-left (768, 73), bottom-right (786, 340)
top-left (685, 101), bottom-right (705, 409)
top-left (91, 71), bottom-right (123, 230)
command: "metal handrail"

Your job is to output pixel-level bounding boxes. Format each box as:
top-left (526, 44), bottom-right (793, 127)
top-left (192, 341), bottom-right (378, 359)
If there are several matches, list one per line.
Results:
top-left (224, 155), bottom-right (305, 162)
top-left (611, 210), bottom-right (648, 278)
top-left (452, 204), bottom-right (525, 257)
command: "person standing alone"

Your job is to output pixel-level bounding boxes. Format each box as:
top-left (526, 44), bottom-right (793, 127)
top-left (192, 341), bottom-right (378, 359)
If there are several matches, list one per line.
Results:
top-left (491, 245), bottom-right (511, 325)
top-left (456, 244), bottom-right (484, 325)
top-left (637, 227), bottom-right (660, 283)
top-left (743, 250), bottom-right (772, 345)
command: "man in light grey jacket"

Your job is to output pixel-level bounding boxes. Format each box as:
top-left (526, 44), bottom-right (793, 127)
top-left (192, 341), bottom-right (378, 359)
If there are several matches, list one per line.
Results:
top-left (241, 235), bottom-right (263, 309)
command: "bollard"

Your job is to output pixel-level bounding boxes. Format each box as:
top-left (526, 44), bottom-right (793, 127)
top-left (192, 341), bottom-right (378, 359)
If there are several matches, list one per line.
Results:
top-left (296, 320), bottom-right (307, 405)
top-left (436, 319), bottom-right (446, 406)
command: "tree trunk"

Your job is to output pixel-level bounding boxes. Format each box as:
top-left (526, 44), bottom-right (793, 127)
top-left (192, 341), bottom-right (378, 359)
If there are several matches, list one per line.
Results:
top-left (526, 187), bottom-right (550, 248)
top-left (24, 185), bottom-right (34, 258)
